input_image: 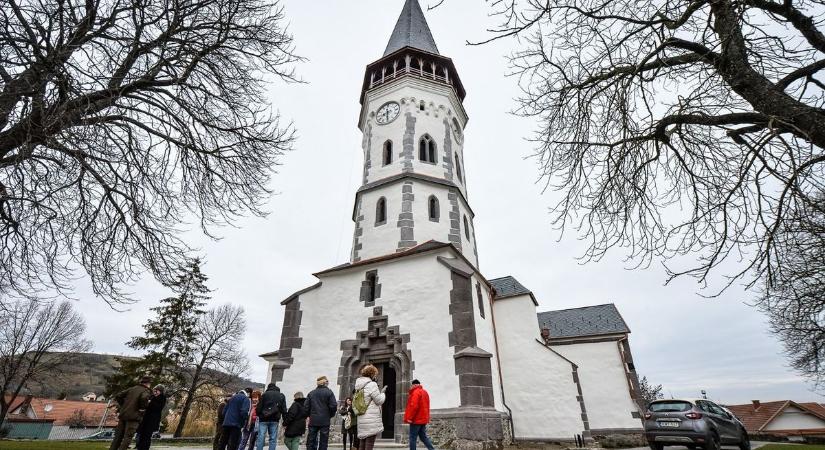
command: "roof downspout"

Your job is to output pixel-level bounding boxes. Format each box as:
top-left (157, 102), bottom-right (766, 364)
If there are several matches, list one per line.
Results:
top-left (489, 289), bottom-right (516, 443)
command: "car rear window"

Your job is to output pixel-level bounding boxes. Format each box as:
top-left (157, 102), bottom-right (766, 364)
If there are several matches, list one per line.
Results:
top-left (649, 401), bottom-right (693, 412)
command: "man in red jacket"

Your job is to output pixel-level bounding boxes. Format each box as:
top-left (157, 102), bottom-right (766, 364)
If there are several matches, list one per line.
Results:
top-left (404, 380), bottom-right (436, 450)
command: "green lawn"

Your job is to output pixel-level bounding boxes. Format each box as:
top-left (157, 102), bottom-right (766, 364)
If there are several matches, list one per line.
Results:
top-left (759, 445), bottom-right (825, 450)
top-left (0, 442), bottom-right (109, 450)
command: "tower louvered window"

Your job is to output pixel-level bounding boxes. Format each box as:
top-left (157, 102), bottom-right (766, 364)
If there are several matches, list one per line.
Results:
top-left (428, 196), bottom-right (440, 221)
top-left (376, 197), bottom-right (387, 225)
top-left (419, 135), bottom-right (436, 163)
top-left (383, 141), bottom-right (393, 166)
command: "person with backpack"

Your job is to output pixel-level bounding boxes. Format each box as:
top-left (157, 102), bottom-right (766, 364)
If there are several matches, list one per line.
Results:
top-left (353, 365), bottom-right (386, 450)
top-left (218, 388), bottom-right (252, 450)
top-left (338, 397), bottom-right (358, 450)
top-left (256, 383), bottom-right (288, 450)
top-left (283, 391), bottom-right (308, 450)
top-left (403, 380), bottom-right (435, 450)
top-left (304, 375), bottom-right (338, 450)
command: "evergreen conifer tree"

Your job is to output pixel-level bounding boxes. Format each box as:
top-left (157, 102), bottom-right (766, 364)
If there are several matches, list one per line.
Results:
top-left (106, 259), bottom-right (209, 397)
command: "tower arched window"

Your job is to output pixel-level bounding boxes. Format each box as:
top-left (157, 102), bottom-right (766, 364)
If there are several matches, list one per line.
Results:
top-left (419, 135), bottom-right (436, 163)
top-left (463, 215), bottom-right (471, 240)
top-left (455, 152), bottom-right (463, 182)
top-left (376, 197), bottom-right (387, 226)
top-left (428, 196), bottom-right (440, 222)
top-left (383, 140), bottom-right (393, 166)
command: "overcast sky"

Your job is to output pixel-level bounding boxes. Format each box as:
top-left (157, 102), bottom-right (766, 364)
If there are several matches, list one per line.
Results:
top-left (70, 0), bottom-right (822, 405)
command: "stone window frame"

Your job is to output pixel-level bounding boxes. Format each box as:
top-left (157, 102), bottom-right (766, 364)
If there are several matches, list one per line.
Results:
top-left (428, 195), bottom-right (440, 222)
top-left (476, 282), bottom-right (485, 319)
top-left (455, 152), bottom-right (463, 183)
top-left (418, 134), bottom-right (437, 164)
top-left (375, 197), bottom-right (387, 226)
top-left (383, 140), bottom-right (393, 166)
top-left (463, 215), bottom-right (470, 240)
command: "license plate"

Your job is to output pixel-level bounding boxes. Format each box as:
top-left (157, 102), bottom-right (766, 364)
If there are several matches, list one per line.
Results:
top-left (658, 422), bottom-right (680, 428)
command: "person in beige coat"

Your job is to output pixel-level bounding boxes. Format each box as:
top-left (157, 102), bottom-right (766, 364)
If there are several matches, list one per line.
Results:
top-left (354, 365), bottom-right (386, 450)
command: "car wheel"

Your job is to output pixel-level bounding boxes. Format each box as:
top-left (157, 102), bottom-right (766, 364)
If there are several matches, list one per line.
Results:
top-left (704, 432), bottom-right (720, 450)
top-left (738, 429), bottom-right (751, 450)
top-left (649, 443), bottom-right (664, 450)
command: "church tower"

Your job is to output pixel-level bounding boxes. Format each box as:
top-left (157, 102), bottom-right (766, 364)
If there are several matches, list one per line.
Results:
top-left (351, 0), bottom-right (478, 267)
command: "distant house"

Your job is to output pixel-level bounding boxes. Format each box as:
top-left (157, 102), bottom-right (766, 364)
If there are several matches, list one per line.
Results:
top-left (81, 392), bottom-right (98, 402)
top-left (4, 394), bottom-right (118, 440)
top-left (726, 400), bottom-right (825, 437)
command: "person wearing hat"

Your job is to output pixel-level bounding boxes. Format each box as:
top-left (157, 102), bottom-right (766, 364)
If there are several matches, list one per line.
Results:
top-left (136, 384), bottom-right (167, 450)
top-left (213, 393), bottom-right (234, 450)
top-left (283, 391), bottom-right (308, 450)
top-left (110, 375), bottom-right (152, 450)
top-left (403, 380), bottom-right (435, 450)
top-left (303, 376), bottom-right (337, 450)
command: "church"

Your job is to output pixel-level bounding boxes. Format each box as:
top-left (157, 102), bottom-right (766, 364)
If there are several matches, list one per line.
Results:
top-left (262, 1), bottom-right (644, 447)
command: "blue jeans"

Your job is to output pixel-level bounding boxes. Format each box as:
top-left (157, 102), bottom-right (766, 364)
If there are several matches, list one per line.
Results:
top-left (409, 424), bottom-right (435, 450)
top-left (256, 422), bottom-right (279, 450)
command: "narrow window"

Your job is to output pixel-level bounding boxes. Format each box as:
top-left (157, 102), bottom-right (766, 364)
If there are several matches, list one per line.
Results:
top-left (419, 135), bottom-right (436, 163)
top-left (476, 282), bottom-right (485, 319)
top-left (376, 197), bottom-right (387, 225)
top-left (419, 100), bottom-right (426, 111)
top-left (455, 152), bottom-right (463, 182)
top-left (383, 140), bottom-right (393, 166)
top-left (428, 196), bottom-right (440, 222)
top-left (367, 271), bottom-right (378, 303)
top-left (463, 215), bottom-right (470, 240)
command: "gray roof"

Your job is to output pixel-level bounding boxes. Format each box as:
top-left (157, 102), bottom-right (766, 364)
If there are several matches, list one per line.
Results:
top-left (384, 0), bottom-right (440, 56)
top-left (537, 304), bottom-right (630, 339)
top-left (490, 276), bottom-right (532, 298)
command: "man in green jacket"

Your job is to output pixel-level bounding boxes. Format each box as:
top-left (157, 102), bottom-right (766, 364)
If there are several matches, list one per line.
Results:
top-left (110, 375), bottom-right (152, 450)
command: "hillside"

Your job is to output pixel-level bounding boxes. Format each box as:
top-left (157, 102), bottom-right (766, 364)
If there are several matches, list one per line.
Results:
top-left (24, 352), bottom-right (261, 401)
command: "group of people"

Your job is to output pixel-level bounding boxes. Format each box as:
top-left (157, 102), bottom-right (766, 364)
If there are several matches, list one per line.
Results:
top-left (108, 364), bottom-right (436, 450)
top-left (213, 364), bottom-right (437, 450)
top-left (108, 375), bottom-right (168, 450)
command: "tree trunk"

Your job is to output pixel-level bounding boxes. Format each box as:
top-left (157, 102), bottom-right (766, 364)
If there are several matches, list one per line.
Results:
top-left (0, 401), bottom-right (10, 431)
top-left (173, 362), bottom-right (204, 438)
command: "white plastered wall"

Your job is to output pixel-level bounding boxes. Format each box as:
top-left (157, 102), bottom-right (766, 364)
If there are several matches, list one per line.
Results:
top-left (493, 294), bottom-right (585, 440)
top-left (277, 249), bottom-right (466, 410)
top-left (553, 341), bottom-right (643, 431)
top-left (356, 180), bottom-right (478, 266)
top-left (363, 80), bottom-right (469, 199)
top-left (471, 273), bottom-right (503, 410)
top-left (764, 406), bottom-right (825, 431)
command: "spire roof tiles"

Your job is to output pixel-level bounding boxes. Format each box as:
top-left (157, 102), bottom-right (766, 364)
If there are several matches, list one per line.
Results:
top-left (384, 0), bottom-right (440, 56)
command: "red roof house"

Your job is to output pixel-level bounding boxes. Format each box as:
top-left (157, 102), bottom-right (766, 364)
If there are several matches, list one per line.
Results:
top-left (726, 400), bottom-right (825, 436)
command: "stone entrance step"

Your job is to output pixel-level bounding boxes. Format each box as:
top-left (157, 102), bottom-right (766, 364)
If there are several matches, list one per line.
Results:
top-left (375, 439), bottom-right (407, 448)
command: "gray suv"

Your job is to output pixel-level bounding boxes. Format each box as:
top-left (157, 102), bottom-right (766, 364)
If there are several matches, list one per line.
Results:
top-left (644, 399), bottom-right (750, 450)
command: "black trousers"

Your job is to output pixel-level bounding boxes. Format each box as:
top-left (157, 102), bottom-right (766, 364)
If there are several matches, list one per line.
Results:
top-left (217, 425), bottom-right (242, 450)
top-left (342, 426), bottom-right (358, 449)
top-left (306, 425), bottom-right (330, 450)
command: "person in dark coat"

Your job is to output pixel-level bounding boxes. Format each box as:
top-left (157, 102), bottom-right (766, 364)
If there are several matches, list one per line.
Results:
top-left (339, 397), bottom-right (358, 450)
top-left (135, 385), bottom-right (167, 450)
top-left (217, 388), bottom-right (252, 450)
top-left (213, 393), bottom-right (233, 450)
top-left (283, 392), bottom-right (308, 450)
top-left (256, 383), bottom-right (287, 450)
top-left (304, 376), bottom-right (337, 450)
top-left (110, 376), bottom-right (152, 450)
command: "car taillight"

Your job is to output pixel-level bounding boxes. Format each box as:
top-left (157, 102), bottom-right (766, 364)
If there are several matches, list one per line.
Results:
top-left (685, 412), bottom-right (703, 419)
top-left (644, 412), bottom-right (652, 420)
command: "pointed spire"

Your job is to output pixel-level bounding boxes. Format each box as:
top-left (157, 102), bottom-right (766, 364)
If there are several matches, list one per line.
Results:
top-left (384, 0), bottom-right (440, 56)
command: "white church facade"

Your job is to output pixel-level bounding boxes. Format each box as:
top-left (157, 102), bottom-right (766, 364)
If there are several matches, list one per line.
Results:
top-left (262, 1), bottom-right (644, 447)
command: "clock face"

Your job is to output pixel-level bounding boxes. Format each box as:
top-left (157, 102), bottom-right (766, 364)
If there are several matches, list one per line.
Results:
top-left (376, 101), bottom-right (400, 125)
